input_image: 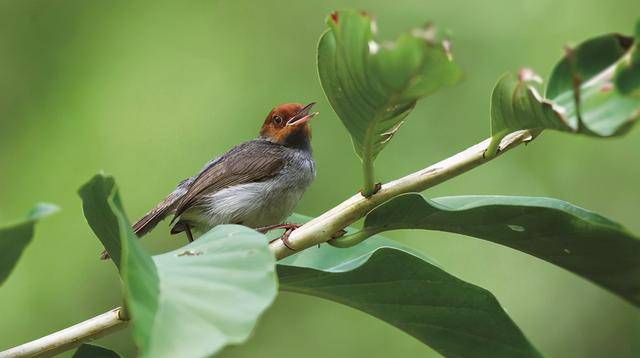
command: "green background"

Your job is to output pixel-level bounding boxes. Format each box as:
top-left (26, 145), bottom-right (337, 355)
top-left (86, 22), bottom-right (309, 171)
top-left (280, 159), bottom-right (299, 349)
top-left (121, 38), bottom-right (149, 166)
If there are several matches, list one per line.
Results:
top-left (1, 0), bottom-right (639, 357)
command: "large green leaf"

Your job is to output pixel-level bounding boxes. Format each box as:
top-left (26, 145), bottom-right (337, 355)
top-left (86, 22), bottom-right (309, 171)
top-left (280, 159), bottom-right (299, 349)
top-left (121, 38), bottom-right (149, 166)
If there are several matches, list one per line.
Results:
top-left (79, 174), bottom-right (277, 357)
top-left (284, 213), bottom-right (437, 268)
top-left (317, 10), bottom-right (461, 194)
top-left (339, 193), bottom-right (640, 307)
top-left (279, 239), bottom-right (541, 357)
top-left (73, 344), bottom-right (120, 358)
top-left (487, 21), bottom-right (639, 156)
top-left (0, 203), bottom-right (58, 285)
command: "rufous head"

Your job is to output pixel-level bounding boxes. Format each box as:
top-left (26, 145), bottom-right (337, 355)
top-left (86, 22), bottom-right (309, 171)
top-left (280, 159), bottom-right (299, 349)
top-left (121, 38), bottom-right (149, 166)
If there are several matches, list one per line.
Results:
top-left (260, 102), bottom-right (318, 148)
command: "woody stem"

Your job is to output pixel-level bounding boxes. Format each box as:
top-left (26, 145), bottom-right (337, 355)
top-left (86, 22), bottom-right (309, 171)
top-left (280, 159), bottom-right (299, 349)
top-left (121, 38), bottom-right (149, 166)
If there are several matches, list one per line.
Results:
top-left (0, 308), bottom-right (128, 358)
top-left (269, 130), bottom-right (534, 259)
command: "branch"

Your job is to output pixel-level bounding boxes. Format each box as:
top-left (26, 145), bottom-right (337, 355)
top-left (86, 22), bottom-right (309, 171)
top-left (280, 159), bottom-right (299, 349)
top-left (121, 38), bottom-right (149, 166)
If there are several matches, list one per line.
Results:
top-left (0, 307), bottom-right (128, 358)
top-left (1, 130), bottom-right (533, 357)
top-left (269, 130), bottom-right (534, 259)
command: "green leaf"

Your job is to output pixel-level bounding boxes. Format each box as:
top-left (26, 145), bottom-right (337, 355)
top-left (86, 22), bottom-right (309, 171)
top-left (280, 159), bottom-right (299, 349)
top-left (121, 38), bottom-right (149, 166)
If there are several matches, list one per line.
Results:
top-left (0, 203), bottom-right (58, 285)
top-left (487, 22), bottom-right (639, 157)
top-left (317, 10), bottom-right (462, 194)
top-left (73, 344), bottom-right (121, 358)
top-left (487, 71), bottom-right (573, 156)
top-left (79, 174), bottom-right (278, 357)
top-left (78, 174), bottom-right (125, 269)
top-left (279, 240), bottom-right (540, 357)
top-left (615, 20), bottom-right (640, 97)
top-left (346, 193), bottom-right (640, 307)
top-left (79, 175), bottom-right (159, 343)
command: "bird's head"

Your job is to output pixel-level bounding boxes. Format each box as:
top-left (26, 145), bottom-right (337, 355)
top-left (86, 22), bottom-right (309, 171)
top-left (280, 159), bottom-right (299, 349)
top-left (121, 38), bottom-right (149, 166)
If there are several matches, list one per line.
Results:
top-left (259, 102), bottom-right (318, 148)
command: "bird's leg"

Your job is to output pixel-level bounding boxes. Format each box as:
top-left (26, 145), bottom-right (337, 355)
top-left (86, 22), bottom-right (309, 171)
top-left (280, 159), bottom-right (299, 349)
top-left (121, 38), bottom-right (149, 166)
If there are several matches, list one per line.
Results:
top-left (184, 223), bottom-right (194, 243)
top-left (257, 222), bottom-right (300, 234)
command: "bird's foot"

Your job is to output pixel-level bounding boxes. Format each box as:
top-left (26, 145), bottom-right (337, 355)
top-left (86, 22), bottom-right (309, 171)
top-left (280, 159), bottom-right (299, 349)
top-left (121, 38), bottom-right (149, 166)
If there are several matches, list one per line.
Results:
top-left (262, 223), bottom-right (301, 251)
top-left (279, 227), bottom-right (297, 251)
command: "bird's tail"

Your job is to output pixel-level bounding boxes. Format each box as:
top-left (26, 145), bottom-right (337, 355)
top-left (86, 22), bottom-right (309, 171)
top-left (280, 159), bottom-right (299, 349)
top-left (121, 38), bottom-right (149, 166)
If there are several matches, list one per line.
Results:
top-left (99, 190), bottom-right (184, 260)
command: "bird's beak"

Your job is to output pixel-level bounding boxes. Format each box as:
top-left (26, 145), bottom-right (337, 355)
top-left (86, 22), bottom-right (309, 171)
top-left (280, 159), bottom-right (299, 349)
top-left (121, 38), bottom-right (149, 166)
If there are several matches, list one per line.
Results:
top-left (287, 102), bottom-right (318, 127)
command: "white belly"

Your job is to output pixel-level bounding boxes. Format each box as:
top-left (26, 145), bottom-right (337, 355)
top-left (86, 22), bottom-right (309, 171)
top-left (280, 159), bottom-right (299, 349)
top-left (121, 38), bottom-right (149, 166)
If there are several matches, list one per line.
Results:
top-left (198, 181), bottom-right (305, 229)
top-left (179, 148), bottom-right (315, 232)
top-left (181, 180), bottom-right (311, 232)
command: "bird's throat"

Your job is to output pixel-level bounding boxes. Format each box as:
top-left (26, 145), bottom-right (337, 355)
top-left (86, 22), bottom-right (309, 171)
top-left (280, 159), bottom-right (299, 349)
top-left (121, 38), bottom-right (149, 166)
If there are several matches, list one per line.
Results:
top-left (282, 126), bottom-right (312, 151)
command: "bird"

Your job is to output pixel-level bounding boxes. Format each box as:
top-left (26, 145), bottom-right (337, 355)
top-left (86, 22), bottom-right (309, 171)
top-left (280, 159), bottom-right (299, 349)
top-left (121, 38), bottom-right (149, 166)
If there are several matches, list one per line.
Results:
top-left (100, 102), bottom-right (318, 259)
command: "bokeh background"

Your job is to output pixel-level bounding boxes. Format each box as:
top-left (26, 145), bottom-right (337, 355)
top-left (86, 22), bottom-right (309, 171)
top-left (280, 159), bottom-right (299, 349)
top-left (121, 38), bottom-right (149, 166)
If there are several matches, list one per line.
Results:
top-left (1, 0), bottom-right (639, 357)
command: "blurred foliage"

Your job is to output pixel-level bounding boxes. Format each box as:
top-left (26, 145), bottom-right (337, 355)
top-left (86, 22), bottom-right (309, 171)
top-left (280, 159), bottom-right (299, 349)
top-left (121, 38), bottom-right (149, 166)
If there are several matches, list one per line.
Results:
top-left (0, 203), bottom-right (57, 285)
top-left (1, 0), bottom-right (639, 357)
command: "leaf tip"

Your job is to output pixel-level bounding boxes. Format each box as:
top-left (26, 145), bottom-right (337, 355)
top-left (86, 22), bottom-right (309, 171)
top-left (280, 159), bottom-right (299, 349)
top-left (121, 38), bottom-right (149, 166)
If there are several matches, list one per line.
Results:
top-left (28, 203), bottom-right (60, 220)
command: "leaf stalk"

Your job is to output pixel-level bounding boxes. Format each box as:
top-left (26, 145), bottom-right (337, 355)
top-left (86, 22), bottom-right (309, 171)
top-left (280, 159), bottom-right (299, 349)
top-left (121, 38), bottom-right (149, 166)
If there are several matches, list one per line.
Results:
top-left (361, 153), bottom-right (377, 197)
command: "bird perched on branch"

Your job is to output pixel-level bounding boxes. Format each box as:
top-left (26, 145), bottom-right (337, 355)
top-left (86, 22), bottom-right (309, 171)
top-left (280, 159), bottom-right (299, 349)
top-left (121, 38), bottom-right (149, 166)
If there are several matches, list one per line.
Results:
top-left (100, 102), bottom-right (318, 259)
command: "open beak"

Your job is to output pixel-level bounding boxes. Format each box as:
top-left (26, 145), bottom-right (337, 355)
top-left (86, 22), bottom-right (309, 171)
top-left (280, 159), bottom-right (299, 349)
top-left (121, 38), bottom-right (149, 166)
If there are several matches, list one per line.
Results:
top-left (287, 102), bottom-right (318, 127)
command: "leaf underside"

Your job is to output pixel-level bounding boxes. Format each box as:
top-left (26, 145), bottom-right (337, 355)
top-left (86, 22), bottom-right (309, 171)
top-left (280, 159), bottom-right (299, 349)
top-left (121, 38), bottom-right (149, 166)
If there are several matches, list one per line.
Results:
top-left (79, 174), bottom-right (277, 358)
top-left (356, 193), bottom-right (640, 307)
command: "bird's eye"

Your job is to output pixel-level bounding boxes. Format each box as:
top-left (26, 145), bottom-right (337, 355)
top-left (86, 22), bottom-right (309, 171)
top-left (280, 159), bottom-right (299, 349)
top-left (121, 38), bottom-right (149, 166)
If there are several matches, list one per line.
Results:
top-left (273, 115), bottom-right (283, 125)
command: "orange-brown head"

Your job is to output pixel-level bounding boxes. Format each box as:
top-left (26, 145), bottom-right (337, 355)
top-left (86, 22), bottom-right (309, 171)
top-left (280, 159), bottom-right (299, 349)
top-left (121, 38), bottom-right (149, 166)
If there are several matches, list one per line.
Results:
top-left (259, 102), bottom-right (318, 148)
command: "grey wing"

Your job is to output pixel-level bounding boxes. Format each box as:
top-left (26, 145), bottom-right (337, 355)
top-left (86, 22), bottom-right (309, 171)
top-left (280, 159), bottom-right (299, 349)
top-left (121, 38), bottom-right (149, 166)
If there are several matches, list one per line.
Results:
top-left (172, 140), bottom-right (287, 219)
top-left (101, 178), bottom-right (192, 258)
top-left (131, 178), bottom-right (193, 236)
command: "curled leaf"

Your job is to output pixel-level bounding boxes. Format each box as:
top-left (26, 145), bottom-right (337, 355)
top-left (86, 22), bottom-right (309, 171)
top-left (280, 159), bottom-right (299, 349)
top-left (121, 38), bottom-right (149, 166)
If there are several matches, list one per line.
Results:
top-left (487, 21), bottom-right (640, 157)
top-left (0, 203), bottom-right (59, 285)
top-left (318, 10), bottom-right (462, 191)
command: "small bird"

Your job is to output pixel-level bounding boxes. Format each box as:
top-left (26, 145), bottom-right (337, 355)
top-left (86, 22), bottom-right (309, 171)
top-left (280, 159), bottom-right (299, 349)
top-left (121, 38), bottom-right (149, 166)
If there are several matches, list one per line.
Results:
top-left (100, 102), bottom-right (317, 259)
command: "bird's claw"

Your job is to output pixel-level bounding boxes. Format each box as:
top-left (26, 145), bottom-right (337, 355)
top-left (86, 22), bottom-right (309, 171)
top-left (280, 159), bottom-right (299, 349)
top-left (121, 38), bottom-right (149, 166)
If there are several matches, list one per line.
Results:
top-left (280, 228), bottom-right (297, 251)
top-left (267, 227), bottom-right (298, 251)
top-left (262, 223), bottom-right (301, 251)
